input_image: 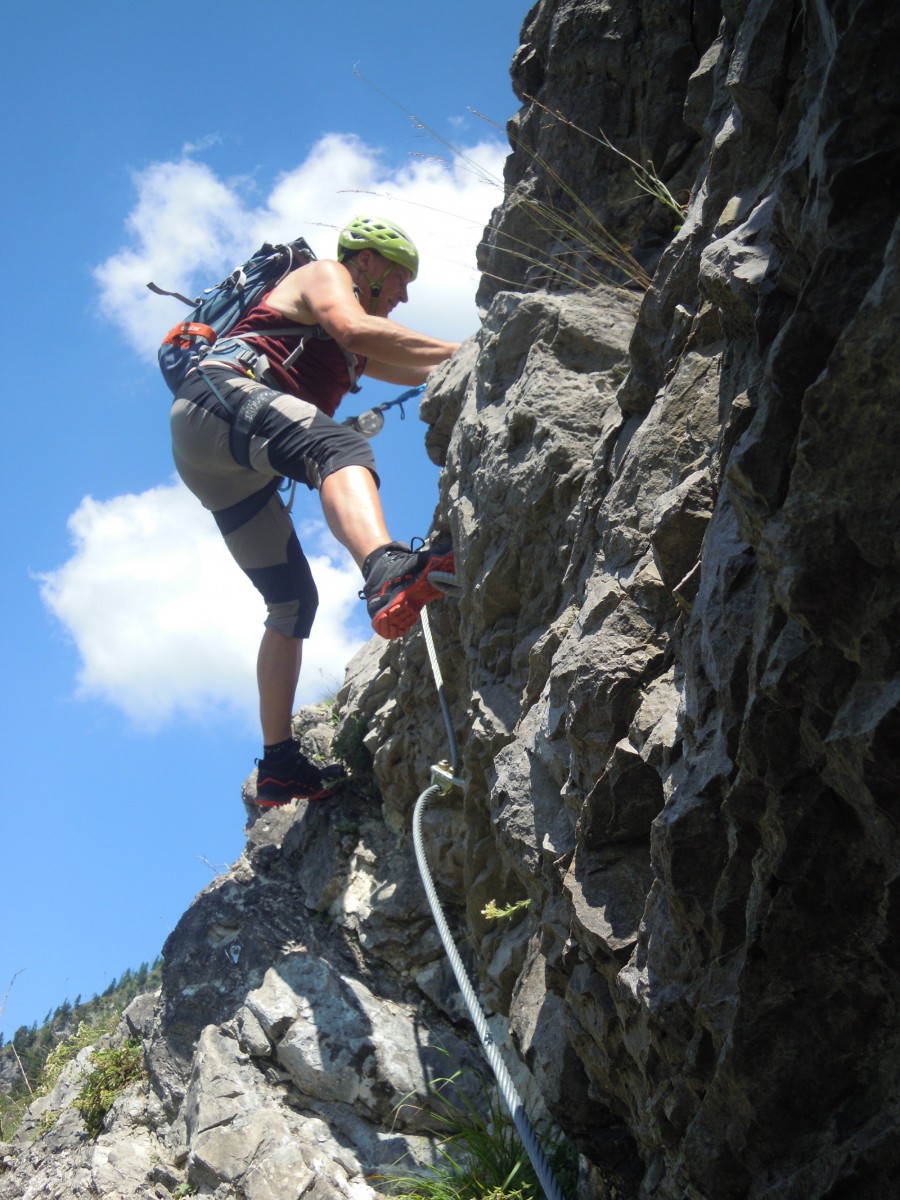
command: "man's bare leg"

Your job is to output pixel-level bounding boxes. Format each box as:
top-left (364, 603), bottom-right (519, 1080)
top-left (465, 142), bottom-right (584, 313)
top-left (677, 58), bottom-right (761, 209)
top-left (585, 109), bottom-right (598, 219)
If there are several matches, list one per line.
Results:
top-left (320, 464), bottom-right (390, 567)
top-left (254, 627), bottom-right (341, 806)
top-left (320, 462), bottom-right (455, 640)
top-left (258, 627), bottom-right (303, 745)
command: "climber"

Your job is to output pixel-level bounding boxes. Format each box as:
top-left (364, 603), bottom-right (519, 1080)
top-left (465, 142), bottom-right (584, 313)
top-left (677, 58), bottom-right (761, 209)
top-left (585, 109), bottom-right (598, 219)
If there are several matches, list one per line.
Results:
top-left (169, 216), bottom-right (460, 807)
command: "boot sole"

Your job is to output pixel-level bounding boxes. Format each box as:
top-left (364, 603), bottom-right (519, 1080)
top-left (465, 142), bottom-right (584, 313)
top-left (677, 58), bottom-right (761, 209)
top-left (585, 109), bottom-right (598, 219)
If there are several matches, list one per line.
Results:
top-left (370, 553), bottom-right (455, 639)
top-left (253, 778), bottom-right (343, 807)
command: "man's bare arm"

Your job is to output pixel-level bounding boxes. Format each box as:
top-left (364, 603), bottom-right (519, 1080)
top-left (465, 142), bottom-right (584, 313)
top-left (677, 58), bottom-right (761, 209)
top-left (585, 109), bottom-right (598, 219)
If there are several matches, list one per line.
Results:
top-left (362, 358), bottom-right (433, 386)
top-left (267, 260), bottom-right (459, 372)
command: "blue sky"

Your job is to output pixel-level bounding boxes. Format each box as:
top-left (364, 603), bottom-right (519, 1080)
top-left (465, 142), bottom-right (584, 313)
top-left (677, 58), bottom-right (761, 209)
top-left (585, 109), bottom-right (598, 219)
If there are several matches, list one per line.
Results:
top-left (0, 1), bottom-right (527, 1042)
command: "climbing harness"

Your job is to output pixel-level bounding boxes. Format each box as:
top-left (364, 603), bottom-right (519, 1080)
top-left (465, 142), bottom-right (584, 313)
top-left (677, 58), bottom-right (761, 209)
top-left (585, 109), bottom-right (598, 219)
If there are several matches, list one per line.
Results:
top-left (413, 607), bottom-right (566, 1200)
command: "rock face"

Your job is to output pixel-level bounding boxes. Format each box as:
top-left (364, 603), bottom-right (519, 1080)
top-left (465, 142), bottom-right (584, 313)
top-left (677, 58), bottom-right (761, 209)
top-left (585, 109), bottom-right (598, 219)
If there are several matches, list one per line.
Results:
top-left (3, 2), bottom-right (898, 1198)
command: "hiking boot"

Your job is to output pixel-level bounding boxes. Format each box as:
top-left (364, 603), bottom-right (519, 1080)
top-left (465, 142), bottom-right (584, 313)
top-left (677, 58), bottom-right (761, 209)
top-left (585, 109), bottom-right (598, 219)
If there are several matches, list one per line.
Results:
top-left (362, 540), bottom-right (455, 639)
top-left (253, 746), bottom-right (345, 808)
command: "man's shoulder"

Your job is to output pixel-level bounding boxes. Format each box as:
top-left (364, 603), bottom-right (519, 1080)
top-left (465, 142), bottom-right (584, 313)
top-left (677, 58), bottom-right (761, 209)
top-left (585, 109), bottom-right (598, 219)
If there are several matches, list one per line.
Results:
top-left (282, 256), bottom-right (345, 292)
top-left (293, 255), bottom-right (340, 275)
top-left (268, 256), bottom-right (355, 326)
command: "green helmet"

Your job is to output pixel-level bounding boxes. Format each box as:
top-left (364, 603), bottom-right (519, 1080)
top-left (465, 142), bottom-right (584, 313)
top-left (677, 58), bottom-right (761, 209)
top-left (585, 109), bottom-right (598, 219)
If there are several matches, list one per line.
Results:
top-left (337, 216), bottom-right (419, 280)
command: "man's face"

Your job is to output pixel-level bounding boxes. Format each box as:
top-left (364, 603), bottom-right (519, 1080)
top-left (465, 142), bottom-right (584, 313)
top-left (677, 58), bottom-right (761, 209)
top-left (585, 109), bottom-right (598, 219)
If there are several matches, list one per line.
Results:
top-left (360, 250), bottom-right (413, 316)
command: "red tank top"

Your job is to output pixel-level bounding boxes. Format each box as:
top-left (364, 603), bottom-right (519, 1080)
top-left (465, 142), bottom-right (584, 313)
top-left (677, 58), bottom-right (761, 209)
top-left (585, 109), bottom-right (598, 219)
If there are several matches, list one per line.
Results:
top-left (229, 293), bottom-right (365, 417)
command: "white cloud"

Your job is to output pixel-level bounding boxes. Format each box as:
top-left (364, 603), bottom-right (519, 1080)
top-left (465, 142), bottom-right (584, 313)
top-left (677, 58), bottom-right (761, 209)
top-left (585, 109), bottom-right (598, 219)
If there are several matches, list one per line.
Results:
top-left (38, 480), bottom-right (368, 732)
top-left (95, 131), bottom-right (506, 358)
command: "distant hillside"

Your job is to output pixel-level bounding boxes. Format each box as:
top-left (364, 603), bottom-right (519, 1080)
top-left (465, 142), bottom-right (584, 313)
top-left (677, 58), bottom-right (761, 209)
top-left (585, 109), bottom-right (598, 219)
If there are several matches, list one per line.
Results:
top-left (0, 958), bottom-right (162, 1136)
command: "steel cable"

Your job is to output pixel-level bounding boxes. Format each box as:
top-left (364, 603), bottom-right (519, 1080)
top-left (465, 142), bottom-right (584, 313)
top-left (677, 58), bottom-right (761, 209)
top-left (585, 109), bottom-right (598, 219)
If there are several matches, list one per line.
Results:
top-left (413, 609), bottom-right (566, 1200)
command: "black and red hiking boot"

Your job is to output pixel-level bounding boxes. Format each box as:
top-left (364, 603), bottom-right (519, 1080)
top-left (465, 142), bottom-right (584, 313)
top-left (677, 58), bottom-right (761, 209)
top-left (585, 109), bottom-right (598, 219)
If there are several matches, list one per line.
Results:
top-left (362, 539), bottom-right (456, 639)
top-left (253, 745), bottom-right (345, 808)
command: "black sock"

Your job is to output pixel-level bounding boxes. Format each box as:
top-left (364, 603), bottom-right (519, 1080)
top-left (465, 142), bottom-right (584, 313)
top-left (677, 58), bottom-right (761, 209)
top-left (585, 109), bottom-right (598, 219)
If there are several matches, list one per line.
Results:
top-left (263, 737), bottom-right (295, 763)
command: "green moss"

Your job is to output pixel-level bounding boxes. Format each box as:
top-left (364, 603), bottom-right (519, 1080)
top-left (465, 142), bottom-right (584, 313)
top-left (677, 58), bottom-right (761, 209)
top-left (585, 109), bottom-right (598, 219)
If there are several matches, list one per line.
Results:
top-left (332, 715), bottom-right (379, 801)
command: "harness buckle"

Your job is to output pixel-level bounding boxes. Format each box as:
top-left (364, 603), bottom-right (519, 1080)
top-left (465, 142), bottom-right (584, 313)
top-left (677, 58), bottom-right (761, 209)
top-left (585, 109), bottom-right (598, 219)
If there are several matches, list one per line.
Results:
top-left (204, 337), bottom-right (260, 374)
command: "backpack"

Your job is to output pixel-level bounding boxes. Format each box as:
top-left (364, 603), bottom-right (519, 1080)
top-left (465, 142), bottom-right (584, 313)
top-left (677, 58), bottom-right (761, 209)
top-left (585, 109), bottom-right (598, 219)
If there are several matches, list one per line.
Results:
top-left (149, 236), bottom-right (321, 394)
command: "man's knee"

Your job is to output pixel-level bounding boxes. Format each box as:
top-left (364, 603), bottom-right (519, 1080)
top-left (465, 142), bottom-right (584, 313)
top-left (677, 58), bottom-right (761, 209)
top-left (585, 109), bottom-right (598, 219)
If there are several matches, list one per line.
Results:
top-left (246, 538), bottom-right (319, 639)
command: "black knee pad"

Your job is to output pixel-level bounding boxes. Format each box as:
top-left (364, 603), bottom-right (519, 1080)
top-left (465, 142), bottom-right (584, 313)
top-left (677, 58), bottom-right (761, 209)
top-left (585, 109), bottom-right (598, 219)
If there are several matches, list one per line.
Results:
top-left (247, 533), bottom-right (319, 640)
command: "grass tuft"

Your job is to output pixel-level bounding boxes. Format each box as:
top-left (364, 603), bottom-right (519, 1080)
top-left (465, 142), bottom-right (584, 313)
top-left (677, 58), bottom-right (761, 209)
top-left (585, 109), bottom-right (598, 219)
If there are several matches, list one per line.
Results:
top-left (383, 1073), bottom-right (577, 1200)
top-left (520, 93), bottom-right (688, 225)
top-left (351, 71), bottom-right (653, 295)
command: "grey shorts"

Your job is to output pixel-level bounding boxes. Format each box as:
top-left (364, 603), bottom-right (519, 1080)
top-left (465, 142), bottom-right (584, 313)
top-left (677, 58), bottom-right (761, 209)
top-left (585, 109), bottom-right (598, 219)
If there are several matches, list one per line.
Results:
top-left (170, 366), bottom-right (378, 639)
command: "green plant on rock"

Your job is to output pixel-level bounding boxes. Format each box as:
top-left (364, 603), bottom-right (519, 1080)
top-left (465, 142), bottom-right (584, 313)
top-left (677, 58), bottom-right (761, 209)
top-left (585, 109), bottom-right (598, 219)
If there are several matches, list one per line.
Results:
top-left (481, 898), bottom-right (532, 922)
top-left (0, 1017), bottom-right (118, 1143)
top-left (36, 1108), bottom-right (60, 1137)
top-left (74, 1039), bottom-right (145, 1137)
top-left (42, 1016), bottom-right (117, 1093)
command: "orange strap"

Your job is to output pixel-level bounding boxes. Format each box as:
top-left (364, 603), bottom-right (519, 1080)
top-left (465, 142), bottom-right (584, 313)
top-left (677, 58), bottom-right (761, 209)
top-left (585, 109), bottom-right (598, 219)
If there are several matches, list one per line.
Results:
top-left (162, 321), bottom-right (217, 350)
